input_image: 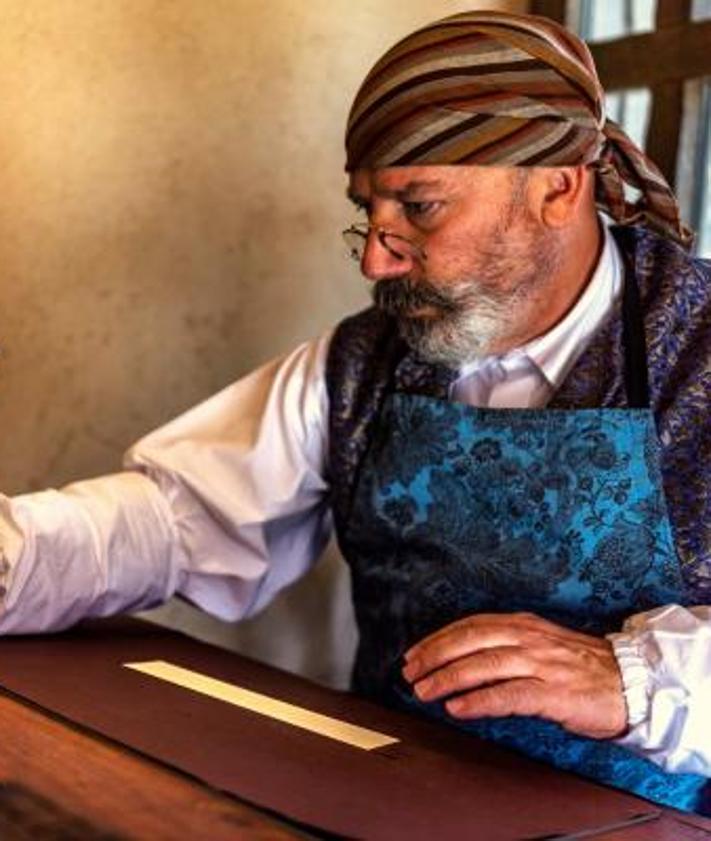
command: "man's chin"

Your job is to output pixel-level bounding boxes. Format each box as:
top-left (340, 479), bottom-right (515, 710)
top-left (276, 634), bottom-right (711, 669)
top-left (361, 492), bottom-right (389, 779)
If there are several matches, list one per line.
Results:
top-left (397, 316), bottom-right (502, 368)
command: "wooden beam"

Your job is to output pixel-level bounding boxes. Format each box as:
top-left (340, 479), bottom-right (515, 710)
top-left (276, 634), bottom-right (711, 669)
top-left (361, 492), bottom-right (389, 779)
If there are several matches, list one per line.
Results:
top-left (590, 20), bottom-right (711, 90)
top-left (530, 0), bottom-right (567, 24)
top-left (641, 1), bottom-right (693, 190)
top-left (655, 0), bottom-right (692, 28)
top-left (646, 80), bottom-right (686, 188)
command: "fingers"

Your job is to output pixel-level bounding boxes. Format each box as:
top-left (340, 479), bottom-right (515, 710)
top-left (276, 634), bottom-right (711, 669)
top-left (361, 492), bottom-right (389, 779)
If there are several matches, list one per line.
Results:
top-left (400, 612), bottom-right (628, 738)
top-left (403, 612), bottom-right (578, 683)
top-left (444, 674), bottom-right (627, 739)
top-left (411, 611), bottom-right (593, 656)
top-left (405, 612), bottom-right (540, 660)
top-left (444, 678), bottom-right (546, 720)
top-left (413, 646), bottom-right (534, 702)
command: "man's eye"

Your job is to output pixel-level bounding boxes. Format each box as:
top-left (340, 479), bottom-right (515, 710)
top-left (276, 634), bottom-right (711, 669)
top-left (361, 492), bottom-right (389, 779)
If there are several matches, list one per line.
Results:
top-left (403, 201), bottom-right (440, 219)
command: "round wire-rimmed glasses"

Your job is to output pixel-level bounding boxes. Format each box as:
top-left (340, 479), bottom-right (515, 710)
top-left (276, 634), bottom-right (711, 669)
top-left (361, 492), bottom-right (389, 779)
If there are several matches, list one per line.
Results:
top-left (342, 223), bottom-right (428, 263)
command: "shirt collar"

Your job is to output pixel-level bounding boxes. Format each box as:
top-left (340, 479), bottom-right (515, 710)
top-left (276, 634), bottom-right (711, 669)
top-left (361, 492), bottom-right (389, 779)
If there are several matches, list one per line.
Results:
top-left (525, 221), bottom-right (622, 388)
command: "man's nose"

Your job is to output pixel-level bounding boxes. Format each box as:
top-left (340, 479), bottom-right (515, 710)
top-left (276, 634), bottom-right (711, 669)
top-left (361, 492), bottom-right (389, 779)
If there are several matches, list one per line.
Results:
top-left (360, 229), bottom-right (415, 283)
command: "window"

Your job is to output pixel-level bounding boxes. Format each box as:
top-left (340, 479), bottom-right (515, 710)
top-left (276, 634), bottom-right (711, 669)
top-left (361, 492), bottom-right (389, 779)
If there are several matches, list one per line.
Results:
top-left (605, 88), bottom-right (652, 150)
top-left (532, 0), bottom-right (711, 257)
top-left (693, 0), bottom-right (711, 21)
top-left (570, 0), bottom-right (657, 41)
top-left (693, 78), bottom-right (711, 253)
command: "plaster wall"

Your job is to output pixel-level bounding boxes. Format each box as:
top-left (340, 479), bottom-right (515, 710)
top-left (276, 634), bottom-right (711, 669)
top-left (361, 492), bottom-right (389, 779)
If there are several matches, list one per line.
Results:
top-left (0, 0), bottom-right (527, 685)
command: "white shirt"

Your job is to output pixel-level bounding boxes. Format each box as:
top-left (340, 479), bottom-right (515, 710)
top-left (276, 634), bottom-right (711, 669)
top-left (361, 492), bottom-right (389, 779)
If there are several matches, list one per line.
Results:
top-left (0, 225), bottom-right (709, 776)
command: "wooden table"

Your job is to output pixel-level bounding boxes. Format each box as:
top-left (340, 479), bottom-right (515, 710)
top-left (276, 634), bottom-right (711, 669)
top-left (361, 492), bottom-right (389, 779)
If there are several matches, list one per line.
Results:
top-left (0, 688), bottom-right (304, 840)
top-left (1, 621), bottom-right (710, 841)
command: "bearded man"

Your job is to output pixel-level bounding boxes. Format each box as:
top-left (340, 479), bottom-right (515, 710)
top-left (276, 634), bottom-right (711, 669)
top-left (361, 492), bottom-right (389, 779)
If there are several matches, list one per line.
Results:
top-left (1, 10), bottom-right (710, 814)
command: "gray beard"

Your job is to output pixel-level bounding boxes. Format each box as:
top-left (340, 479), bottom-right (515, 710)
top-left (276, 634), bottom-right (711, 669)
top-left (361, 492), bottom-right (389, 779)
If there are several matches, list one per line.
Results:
top-left (372, 276), bottom-right (513, 369)
top-left (400, 301), bottom-right (508, 368)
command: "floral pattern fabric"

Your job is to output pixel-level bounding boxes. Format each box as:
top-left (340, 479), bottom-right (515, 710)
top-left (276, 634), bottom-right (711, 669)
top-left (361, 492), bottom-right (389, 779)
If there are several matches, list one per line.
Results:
top-left (346, 393), bottom-right (707, 812)
top-left (350, 396), bottom-right (682, 636)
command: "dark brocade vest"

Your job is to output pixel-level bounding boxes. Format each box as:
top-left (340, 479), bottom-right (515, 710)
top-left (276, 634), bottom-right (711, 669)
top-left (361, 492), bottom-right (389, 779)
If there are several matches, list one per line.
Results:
top-left (326, 225), bottom-right (711, 613)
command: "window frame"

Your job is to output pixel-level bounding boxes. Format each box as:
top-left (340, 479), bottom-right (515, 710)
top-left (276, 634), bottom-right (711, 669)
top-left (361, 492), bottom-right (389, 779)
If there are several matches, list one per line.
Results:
top-left (532, 0), bottom-right (711, 248)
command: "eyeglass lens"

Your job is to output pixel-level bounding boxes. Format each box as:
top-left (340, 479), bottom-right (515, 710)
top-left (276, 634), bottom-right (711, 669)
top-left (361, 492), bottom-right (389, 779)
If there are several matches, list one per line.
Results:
top-left (342, 226), bottom-right (423, 262)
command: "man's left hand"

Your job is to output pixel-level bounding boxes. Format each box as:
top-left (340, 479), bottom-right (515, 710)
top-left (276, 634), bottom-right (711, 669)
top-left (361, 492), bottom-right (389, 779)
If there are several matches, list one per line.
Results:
top-left (401, 612), bottom-right (627, 739)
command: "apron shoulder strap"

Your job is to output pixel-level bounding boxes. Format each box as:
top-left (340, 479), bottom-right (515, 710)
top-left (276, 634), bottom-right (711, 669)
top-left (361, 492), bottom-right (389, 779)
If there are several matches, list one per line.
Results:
top-left (621, 250), bottom-right (651, 410)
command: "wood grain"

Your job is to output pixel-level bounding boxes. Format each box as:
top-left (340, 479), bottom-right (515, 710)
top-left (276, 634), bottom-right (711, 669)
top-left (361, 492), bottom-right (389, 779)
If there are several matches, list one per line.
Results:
top-left (0, 689), bottom-right (302, 841)
top-left (590, 21), bottom-right (711, 90)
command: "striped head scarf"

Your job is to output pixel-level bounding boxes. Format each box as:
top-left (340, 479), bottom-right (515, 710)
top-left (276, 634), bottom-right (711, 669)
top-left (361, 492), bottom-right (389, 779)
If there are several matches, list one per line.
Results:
top-left (345, 10), bottom-right (692, 247)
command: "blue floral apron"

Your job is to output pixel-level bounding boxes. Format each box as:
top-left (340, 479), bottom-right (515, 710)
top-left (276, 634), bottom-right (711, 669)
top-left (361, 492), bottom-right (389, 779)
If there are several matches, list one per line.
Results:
top-left (343, 273), bottom-right (709, 812)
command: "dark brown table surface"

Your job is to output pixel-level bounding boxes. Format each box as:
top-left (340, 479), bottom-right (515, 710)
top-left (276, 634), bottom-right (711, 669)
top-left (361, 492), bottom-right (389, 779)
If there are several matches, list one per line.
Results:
top-left (0, 685), bottom-right (304, 840)
top-left (0, 619), bottom-right (710, 840)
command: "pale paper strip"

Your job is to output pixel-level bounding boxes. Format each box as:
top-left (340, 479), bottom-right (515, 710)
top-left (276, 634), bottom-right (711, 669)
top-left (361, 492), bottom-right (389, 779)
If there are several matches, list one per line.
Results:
top-left (124, 660), bottom-right (399, 751)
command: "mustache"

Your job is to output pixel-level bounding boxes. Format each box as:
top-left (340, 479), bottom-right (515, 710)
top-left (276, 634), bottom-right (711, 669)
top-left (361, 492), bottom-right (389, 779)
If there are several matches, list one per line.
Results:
top-left (371, 277), bottom-right (460, 316)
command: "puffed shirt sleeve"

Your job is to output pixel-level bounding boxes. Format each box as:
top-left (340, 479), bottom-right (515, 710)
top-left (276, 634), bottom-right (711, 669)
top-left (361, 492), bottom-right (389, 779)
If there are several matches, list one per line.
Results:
top-left (0, 332), bottom-right (332, 633)
top-left (608, 604), bottom-right (711, 776)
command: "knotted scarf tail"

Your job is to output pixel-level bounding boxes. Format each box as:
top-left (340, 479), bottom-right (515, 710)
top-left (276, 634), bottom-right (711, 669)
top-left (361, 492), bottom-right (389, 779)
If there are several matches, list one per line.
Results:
top-left (595, 119), bottom-right (694, 249)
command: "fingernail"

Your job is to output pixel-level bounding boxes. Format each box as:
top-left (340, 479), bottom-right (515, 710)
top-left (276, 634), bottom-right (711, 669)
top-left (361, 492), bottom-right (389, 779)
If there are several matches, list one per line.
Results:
top-left (401, 659), bottom-right (420, 682)
top-left (445, 698), bottom-right (463, 715)
top-left (414, 678), bottom-right (433, 700)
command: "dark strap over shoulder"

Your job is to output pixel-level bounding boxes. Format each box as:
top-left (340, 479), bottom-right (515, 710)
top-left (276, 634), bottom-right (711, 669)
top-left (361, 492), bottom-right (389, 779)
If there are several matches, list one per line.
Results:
top-left (325, 309), bottom-right (404, 535)
top-left (621, 245), bottom-right (651, 409)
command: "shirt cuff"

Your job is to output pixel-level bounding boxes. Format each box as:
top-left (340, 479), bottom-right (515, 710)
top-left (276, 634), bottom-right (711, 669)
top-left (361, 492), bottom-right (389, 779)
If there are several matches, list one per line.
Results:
top-left (607, 630), bottom-right (651, 728)
top-left (605, 605), bottom-right (711, 775)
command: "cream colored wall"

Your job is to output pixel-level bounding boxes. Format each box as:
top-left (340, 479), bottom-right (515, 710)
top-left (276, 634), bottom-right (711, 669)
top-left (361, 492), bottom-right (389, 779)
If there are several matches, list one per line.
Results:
top-left (0, 0), bottom-right (527, 685)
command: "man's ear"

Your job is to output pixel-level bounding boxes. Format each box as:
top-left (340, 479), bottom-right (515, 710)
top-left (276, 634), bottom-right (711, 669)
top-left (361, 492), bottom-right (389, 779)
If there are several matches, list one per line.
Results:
top-left (534, 166), bottom-right (592, 229)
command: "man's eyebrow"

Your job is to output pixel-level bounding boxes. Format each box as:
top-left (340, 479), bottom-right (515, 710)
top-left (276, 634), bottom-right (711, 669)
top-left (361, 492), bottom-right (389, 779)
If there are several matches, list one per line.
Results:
top-left (346, 179), bottom-right (446, 206)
